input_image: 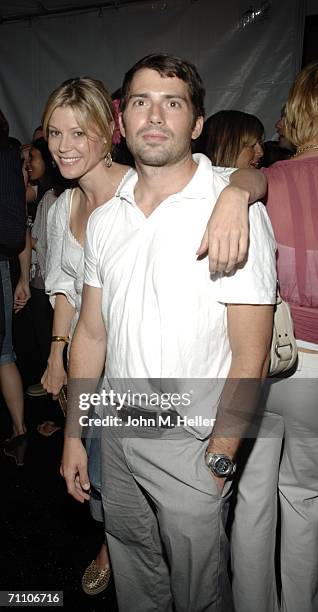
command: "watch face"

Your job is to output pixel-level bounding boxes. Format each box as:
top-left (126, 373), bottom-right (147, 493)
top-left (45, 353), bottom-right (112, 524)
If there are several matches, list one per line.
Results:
top-left (205, 452), bottom-right (236, 477)
top-left (214, 456), bottom-right (232, 476)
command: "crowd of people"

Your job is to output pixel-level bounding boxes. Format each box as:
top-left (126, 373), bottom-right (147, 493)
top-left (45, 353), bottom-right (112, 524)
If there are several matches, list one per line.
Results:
top-left (0, 53), bottom-right (317, 612)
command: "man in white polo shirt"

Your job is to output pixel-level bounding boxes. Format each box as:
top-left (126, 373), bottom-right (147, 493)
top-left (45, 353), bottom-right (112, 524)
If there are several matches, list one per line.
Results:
top-left (62, 54), bottom-right (276, 611)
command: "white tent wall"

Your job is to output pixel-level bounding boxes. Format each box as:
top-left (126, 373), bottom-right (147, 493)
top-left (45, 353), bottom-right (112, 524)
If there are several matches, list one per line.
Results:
top-left (0, 0), bottom-right (305, 143)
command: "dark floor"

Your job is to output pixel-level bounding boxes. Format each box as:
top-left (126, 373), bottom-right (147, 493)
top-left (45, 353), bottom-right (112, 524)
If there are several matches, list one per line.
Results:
top-left (1, 376), bottom-right (118, 611)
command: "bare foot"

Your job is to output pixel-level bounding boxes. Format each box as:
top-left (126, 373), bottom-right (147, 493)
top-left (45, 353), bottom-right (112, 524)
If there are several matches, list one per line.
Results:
top-left (82, 544), bottom-right (111, 595)
top-left (95, 542), bottom-right (110, 570)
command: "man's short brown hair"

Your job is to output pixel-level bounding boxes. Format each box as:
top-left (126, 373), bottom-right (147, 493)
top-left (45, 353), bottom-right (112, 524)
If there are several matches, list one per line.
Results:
top-left (121, 53), bottom-right (205, 126)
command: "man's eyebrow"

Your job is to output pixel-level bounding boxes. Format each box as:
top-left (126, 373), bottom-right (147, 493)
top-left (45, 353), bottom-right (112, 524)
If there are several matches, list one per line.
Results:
top-left (128, 93), bottom-right (188, 101)
top-left (164, 94), bottom-right (188, 101)
top-left (128, 93), bottom-right (149, 100)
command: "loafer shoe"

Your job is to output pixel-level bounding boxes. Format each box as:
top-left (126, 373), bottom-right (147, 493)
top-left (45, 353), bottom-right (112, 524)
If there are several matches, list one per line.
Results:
top-left (81, 560), bottom-right (111, 595)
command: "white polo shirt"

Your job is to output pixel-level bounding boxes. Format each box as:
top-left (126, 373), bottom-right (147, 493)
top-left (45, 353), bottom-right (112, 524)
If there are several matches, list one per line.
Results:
top-left (84, 154), bottom-right (276, 436)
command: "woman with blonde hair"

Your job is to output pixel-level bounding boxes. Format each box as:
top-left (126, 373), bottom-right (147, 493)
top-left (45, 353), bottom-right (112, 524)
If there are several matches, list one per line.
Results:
top-left (41, 76), bottom-right (131, 595)
top-left (202, 63), bottom-right (318, 612)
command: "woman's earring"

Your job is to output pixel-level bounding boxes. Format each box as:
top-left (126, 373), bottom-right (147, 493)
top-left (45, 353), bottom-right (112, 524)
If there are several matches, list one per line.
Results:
top-left (104, 152), bottom-right (112, 167)
top-left (52, 159), bottom-right (56, 168)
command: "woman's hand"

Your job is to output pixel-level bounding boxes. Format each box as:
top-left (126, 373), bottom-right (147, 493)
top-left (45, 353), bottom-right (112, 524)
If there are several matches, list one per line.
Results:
top-left (41, 354), bottom-right (67, 398)
top-left (13, 279), bottom-right (31, 313)
top-left (197, 185), bottom-right (249, 275)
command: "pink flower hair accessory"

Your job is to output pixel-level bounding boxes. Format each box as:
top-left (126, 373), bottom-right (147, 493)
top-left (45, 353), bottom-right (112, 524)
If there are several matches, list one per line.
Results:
top-left (112, 98), bottom-right (121, 145)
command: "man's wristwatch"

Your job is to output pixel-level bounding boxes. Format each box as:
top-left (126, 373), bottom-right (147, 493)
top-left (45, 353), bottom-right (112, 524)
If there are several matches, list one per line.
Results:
top-left (204, 451), bottom-right (236, 478)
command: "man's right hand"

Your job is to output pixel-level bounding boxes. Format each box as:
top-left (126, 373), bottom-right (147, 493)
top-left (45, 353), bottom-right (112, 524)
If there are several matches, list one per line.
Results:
top-left (60, 437), bottom-right (90, 503)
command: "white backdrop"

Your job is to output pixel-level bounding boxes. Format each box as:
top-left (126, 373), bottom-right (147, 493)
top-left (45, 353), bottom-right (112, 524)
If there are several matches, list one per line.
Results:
top-left (0, 0), bottom-right (304, 143)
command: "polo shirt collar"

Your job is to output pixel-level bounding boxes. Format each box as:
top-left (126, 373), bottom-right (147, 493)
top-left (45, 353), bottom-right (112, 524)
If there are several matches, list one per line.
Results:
top-left (117, 169), bottom-right (138, 204)
top-left (117, 153), bottom-right (212, 205)
top-left (181, 153), bottom-right (212, 199)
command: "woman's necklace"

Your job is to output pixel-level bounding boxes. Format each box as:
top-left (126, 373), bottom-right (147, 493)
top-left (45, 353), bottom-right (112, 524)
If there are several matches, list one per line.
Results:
top-left (293, 143), bottom-right (318, 157)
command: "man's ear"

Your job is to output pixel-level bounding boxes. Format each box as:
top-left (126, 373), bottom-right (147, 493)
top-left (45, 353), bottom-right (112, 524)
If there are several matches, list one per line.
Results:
top-left (119, 113), bottom-right (126, 138)
top-left (192, 115), bottom-right (204, 140)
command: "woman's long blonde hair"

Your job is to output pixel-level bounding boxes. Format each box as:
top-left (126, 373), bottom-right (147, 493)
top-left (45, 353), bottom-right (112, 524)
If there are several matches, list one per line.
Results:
top-left (42, 76), bottom-right (115, 157)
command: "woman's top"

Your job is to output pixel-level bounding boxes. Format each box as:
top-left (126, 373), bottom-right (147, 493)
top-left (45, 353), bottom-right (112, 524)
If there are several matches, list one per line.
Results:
top-left (46, 189), bottom-right (84, 339)
top-left (31, 188), bottom-right (57, 289)
top-left (46, 169), bottom-right (131, 341)
top-left (264, 157), bottom-right (318, 344)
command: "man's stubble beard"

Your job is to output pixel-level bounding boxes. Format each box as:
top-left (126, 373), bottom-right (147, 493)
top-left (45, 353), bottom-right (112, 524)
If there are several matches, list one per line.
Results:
top-left (126, 134), bottom-right (192, 168)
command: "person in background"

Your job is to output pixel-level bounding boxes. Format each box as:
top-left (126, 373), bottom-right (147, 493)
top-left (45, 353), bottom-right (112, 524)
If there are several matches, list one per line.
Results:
top-left (260, 139), bottom-right (292, 167)
top-left (13, 135), bottom-right (49, 314)
top-left (20, 144), bottom-right (37, 204)
top-left (33, 125), bottom-right (44, 140)
top-left (0, 114), bottom-right (28, 466)
top-left (275, 105), bottom-right (296, 154)
top-left (22, 139), bottom-right (67, 436)
top-left (0, 109), bottom-right (21, 150)
top-left (259, 106), bottom-right (296, 167)
top-left (0, 274), bottom-right (4, 353)
top-left (13, 146), bottom-right (33, 313)
top-left (111, 90), bottom-right (135, 167)
top-left (200, 61), bottom-right (318, 612)
top-left (196, 109), bottom-right (264, 168)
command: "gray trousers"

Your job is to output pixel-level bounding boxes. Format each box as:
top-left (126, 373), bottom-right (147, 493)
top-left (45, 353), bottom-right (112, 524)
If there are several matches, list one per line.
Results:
top-left (231, 352), bottom-right (318, 612)
top-left (101, 426), bottom-right (233, 612)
